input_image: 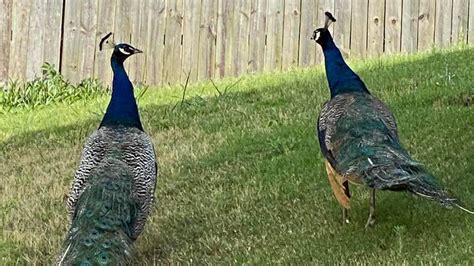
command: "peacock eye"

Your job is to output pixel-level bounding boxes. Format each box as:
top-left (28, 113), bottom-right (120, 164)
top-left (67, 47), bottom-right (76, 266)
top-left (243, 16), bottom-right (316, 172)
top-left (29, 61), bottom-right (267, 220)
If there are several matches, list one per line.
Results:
top-left (118, 47), bottom-right (131, 55)
top-left (97, 252), bottom-right (109, 263)
top-left (80, 260), bottom-right (91, 266)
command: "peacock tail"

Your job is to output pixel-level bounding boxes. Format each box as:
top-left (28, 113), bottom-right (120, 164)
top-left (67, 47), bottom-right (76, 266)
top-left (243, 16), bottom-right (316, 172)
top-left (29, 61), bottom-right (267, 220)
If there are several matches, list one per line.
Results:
top-left (66, 126), bottom-right (157, 240)
top-left (59, 158), bottom-right (136, 265)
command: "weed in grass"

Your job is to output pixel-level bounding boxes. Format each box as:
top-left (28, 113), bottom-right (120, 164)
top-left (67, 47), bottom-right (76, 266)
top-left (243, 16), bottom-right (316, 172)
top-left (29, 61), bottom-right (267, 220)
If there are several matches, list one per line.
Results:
top-left (0, 63), bottom-right (107, 110)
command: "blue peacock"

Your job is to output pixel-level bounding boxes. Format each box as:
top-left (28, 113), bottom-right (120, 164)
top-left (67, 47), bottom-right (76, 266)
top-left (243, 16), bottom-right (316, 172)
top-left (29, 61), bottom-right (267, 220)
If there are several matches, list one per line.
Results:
top-left (313, 12), bottom-right (472, 227)
top-left (58, 33), bottom-right (158, 264)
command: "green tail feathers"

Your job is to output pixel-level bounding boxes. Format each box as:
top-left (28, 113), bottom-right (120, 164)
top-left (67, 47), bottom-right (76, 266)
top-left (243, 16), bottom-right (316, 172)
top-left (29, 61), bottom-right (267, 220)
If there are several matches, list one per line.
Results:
top-left (334, 114), bottom-right (473, 214)
top-left (59, 159), bottom-right (138, 265)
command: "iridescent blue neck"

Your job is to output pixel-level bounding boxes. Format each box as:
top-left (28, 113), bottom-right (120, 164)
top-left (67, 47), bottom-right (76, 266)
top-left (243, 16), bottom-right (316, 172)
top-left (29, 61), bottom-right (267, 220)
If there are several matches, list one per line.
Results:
top-left (321, 38), bottom-right (369, 98)
top-left (100, 56), bottom-right (143, 130)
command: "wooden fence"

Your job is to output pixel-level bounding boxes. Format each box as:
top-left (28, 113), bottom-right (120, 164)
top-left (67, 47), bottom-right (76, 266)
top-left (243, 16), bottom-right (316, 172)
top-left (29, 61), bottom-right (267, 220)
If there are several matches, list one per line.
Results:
top-left (0, 0), bottom-right (473, 86)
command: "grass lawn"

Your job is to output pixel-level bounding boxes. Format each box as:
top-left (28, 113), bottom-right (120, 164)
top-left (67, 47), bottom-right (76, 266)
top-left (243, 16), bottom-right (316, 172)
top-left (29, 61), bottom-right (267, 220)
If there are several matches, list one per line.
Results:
top-left (1, 47), bottom-right (473, 264)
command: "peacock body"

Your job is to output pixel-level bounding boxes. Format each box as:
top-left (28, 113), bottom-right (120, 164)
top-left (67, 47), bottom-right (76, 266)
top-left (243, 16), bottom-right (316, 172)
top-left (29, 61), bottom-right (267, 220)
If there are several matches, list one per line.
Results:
top-left (313, 12), bottom-right (471, 226)
top-left (59, 34), bottom-right (158, 264)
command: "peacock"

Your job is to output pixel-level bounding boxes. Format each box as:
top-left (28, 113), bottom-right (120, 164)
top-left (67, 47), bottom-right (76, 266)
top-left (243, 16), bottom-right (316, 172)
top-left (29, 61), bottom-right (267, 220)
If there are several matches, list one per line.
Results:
top-left (58, 33), bottom-right (158, 264)
top-left (312, 12), bottom-right (472, 227)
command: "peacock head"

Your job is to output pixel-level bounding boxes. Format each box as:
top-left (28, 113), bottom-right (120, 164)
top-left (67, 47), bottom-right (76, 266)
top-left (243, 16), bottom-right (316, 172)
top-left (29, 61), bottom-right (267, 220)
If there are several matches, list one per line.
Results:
top-left (99, 32), bottom-right (142, 62)
top-left (311, 12), bottom-right (336, 46)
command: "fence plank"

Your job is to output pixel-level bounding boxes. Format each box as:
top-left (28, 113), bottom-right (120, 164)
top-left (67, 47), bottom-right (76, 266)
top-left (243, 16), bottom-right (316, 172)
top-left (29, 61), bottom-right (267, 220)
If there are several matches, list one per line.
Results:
top-left (469, 0), bottom-right (474, 44)
top-left (248, 0), bottom-right (267, 73)
top-left (182, 0), bottom-right (201, 82)
top-left (401, 0), bottom-right (419, 53)
top-left (334, 0), bottom-right (352, 57)
top-left (264, 0), bottom-right (284, 71)
top-left (418, 0), bottom-right (436, 50)
top-left (367, 0), bottom-right (385, 56)
top-left (385, 0), bottom-right (402, 54)
top-left (451, 0), bottom-right (468, 44)
top-left (94, 0), bottom-right (116, 86)
top-left (197, 0), bottom-right (218, 80)
top-left (115, 0), bottom-right (137, 81)
top-left (162, 0), bottom-right (183, 84)
top-left (216, 0), bottom-right (234, 77)
top-left (298, 0), bottom-right (318, 67)
top-left (351, 0), bottom-right (369, 57)
top-left (128, 0), bottom-right (149, 84)
top-left (61, 0), bottom-right (98, 83)
top-left (8, 0), bottom-right (31, 80)
top-left (282, 0), bottom-right (301, 69)
top-left (144, 0), bottom-right (167, 85)
top-left (434, 0), bottom-right (453, 47)
top-left (26, 0), bottom-right (45, 79)
top-left (233, 0), bottom-right (251, 76)
top-left (43, 0), bottom-right (63, 68)
top-left (0, 0), bottom-right (12, 81)
top-left (316, 0), bottom-right (335, 63)
top-left (25, 0), bottom-right (63, 80)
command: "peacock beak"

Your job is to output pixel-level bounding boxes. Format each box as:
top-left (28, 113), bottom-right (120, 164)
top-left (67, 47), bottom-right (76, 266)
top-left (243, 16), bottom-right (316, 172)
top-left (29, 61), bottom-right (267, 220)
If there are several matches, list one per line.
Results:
top-left (132, 48), bottom-right (143, 54)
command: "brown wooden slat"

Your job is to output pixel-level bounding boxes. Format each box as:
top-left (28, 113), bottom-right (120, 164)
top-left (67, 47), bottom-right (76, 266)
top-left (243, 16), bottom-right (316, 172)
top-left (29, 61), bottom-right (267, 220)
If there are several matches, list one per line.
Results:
top-left (114, 0), bottom-right (136, 81)
top-left (469, 0), bottom-right (474, 43)
top-left (248, 0), bottom-right (267, 73)
top-left (351, 0), bottom-right (369, 57)
top-left (418, 0), bottom-right (436, 50)
top-left (334, 0), bottom-right (352, 58)
top-left (0, 0), bottom-right (12, 82)
top-left (367, 0), bottom-right (385, 56)
top-left (94, 0), bottom-right (116, 87)
top-left (264, 0), bottom-right (284, 71)
top-left (282, 0), bottom-right (301, 69)
top-left (182, 0), bottom-right (202, 82)
top-left (216, 0), bottom-right (235, 77)
top-left (129, 0), bottom-right (150, 84)
top-left (43, 0), bottom-right (63, 69)
top-left (434, 0), bottom-right (453, 47)
top-left (162, 0), bottom-right (183, 84)
top-left (401, 0), bottom-right (419, 53)
top-left (233, 0), bottom-right (251, 76)
top-left (8, 0), bottom-right (31, 80)
top-left (316, 0), bottom-right (335, 63)
top-left (144, 0), bottom-right (167, 85)
top-left (385, 0), bottom-right (402, 54)
top-left (26, 0), bottom-right (45, 79)
top-left (298, 0), bottom-right (319, 67)
top-left (451, 0), bottom-right (469, 44)
top-left (61, 0), bottom-right (98, 83)
top-left (197, 0), bottom-right (218, 80)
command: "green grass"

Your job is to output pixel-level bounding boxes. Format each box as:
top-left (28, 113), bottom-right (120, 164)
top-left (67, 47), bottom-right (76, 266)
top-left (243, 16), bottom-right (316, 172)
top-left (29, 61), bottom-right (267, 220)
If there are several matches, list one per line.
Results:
top-left (0, 63), bottom-right (106, 110)
top-left (1, 47), bottom-right (473, 264)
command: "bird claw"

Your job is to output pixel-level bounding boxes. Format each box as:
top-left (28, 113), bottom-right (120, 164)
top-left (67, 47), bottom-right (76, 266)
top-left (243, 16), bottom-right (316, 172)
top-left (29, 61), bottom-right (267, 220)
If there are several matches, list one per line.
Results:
top-left (342, 208), bottom-right (350, 224)
top-left (365, 215), bottom-right (376, 229)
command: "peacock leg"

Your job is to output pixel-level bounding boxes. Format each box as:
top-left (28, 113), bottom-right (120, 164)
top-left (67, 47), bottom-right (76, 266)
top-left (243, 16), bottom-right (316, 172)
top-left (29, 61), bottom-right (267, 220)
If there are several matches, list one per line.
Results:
top-left (365, 189), bottom-right (376, 228)
top-left (342, 181), bottom-right (350, 224)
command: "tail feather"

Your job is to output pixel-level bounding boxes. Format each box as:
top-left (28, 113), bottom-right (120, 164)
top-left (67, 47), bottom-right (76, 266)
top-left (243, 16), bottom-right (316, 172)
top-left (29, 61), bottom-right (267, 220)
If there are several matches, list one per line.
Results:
top-left (59, 159), bottom-right (138, 265)
top-left (454, 203), bottom-right (474, 214)
top-left (338, 131), bottom-right (472, 214)
top-left (408, 178), bottom-right (473, 214)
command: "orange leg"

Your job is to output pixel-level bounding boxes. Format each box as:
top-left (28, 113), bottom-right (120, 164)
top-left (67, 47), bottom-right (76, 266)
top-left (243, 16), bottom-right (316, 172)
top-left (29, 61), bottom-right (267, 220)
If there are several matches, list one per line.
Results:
top-left (324, 160), bottom-right (351, 224)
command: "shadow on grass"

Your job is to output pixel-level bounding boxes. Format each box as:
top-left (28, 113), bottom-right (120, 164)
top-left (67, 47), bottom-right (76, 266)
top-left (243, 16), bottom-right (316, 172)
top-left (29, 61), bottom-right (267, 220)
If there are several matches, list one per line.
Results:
top-left (1, 48), bottom-right (473, 263)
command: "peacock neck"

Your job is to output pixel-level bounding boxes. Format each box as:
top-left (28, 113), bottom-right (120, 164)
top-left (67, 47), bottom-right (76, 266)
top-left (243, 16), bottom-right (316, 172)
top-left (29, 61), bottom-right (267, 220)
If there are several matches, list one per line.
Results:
top-left (100, 56), bottom-right (143, 130)
top-left (321, 38), bottom-right (369, 98)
